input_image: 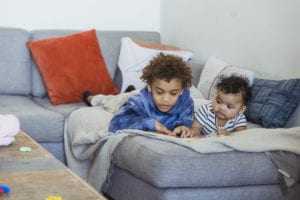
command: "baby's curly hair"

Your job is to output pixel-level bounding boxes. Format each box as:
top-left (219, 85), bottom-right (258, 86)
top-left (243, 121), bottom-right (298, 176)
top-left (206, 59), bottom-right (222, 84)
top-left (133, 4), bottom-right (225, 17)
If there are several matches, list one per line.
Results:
top-left (215, 74), bottom-right (252, 105)
top-left (140, 53), bottom-right (192, 89)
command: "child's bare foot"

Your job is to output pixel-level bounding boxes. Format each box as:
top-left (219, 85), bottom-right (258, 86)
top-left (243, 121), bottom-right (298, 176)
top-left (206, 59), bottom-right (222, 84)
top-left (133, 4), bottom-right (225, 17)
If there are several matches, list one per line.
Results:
top-left (83, 91), bottom-right (93, 106)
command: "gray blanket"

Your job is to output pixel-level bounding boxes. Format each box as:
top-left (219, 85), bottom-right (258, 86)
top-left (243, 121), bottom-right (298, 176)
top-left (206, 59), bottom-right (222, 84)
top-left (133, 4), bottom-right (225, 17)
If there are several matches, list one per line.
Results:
top-left (64, 106), bottom-right (300, 193)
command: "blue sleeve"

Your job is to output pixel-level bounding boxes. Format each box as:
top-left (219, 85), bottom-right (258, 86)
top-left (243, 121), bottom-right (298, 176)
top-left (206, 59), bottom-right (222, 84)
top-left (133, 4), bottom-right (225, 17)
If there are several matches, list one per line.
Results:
top-left (178, 102), bottom-right (194, 128)
top-left (108, 100), bottom-right (155, 133)
top-left (172, 95), bottom-right (194, 129)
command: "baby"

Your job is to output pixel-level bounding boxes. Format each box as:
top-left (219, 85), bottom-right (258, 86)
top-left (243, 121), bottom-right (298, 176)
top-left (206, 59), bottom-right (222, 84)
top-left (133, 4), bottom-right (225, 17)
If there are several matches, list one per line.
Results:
top-left (192, 74), bottom-right (252, 137)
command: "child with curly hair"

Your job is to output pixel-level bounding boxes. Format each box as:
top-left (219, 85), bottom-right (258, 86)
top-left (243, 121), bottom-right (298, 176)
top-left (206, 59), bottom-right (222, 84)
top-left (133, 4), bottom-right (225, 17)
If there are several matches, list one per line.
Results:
top-left (107, 53), bottom-right (194, 137)
top-left (192, 74), bottom-right (252, 137)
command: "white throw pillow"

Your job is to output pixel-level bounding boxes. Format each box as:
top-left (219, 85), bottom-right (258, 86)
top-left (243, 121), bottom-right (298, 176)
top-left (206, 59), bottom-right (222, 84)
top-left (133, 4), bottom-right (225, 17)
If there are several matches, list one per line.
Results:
top-left (197, 56), bottom-right (255, 100)
top-left (117, 37), bottom-right (193, 92)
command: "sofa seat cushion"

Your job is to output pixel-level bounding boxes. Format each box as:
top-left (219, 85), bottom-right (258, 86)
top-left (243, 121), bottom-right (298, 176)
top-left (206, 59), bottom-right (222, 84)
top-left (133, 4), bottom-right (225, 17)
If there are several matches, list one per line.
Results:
top-left (0, 95), bottom-right (64, 142)
top-left (33, 97), bottom-right (85, 117)
top-left (112, 136), bottom-right (279, 188)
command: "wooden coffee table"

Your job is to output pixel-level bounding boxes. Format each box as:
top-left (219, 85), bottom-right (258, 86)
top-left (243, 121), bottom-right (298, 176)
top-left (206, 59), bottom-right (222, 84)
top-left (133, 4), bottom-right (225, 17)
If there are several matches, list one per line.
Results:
top-left (0, 131), bottom-right (106, 200)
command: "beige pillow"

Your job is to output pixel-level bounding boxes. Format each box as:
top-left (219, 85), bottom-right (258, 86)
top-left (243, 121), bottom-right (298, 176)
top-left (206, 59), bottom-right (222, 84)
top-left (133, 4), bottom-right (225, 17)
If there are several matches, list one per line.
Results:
top-left (118, 37), bottom-right (193, 92)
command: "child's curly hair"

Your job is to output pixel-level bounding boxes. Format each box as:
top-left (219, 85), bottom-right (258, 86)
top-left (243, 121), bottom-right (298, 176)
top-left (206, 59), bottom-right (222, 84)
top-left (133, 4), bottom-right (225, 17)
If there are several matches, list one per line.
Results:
top-left (140, 53), bottom-right (192, 89)
top-left (215, 74), bottom-right (252, 105)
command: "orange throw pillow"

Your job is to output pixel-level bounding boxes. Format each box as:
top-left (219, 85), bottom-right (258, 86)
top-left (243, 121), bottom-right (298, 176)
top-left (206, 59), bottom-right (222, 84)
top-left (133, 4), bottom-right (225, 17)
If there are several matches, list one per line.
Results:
top-left (27, 29), bottom-right (119, 105)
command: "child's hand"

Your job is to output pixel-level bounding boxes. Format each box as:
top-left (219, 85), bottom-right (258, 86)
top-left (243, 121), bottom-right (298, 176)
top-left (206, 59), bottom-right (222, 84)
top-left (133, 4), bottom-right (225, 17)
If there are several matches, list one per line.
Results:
top-left (172, 125), bottom-right (192, 138)
top-left (155, 121), bottom-right (172, 135)
top-left (217, 129), bottom-right (231, 136)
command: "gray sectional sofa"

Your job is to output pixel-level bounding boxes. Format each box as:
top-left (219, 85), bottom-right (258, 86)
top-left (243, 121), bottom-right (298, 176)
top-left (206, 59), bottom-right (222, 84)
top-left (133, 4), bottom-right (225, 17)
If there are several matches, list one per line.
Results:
top-left (0, 26), bottom-right (299, 200)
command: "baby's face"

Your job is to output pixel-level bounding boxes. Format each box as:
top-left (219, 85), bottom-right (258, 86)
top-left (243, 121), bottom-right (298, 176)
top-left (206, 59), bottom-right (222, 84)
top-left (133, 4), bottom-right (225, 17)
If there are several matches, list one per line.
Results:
top-left (147, 78), bottom-right (183, 113)
top-left (212, 90), bottom-right (246, 121)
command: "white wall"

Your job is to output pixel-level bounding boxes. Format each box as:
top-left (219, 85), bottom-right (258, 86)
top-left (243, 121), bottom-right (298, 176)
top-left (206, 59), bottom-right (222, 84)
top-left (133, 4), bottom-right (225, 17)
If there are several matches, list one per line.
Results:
top-left (161, 0), bottom-right (300, 79)
top-left (0, 0), bottom-right (160, 31)
top-left (1, 0), bottom-right (299, 79)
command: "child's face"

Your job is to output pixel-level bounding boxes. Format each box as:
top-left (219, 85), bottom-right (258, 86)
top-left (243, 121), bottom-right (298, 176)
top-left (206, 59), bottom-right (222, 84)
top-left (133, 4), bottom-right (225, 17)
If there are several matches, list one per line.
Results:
top-left (212, 90), bottom-right (246, 121)
top-left (147, 78), bottom-right (183, 113)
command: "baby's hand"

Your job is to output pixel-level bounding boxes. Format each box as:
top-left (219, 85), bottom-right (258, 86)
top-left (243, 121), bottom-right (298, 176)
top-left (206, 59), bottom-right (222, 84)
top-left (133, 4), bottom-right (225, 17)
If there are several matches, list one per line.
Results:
top-left (217, 129), bottom-right (231, 136)
top-left (155, 121), bottom-right (172, 135)
top-left (172, 126), bottom-right (192, 138)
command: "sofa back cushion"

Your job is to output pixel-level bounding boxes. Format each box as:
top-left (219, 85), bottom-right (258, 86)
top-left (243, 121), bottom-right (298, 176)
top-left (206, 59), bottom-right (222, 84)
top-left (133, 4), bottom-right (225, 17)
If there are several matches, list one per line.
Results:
top-left (0, 27), bottom-right (31, 95)
top-left (30, 30), bottom-right (160, 97)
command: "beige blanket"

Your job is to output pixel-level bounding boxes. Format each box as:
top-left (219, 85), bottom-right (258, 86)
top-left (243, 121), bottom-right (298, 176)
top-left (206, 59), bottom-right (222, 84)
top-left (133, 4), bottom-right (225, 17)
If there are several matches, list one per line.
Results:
top-left (64, 90), bottom-right (300, 192)
top-left (64, 106), bottom-right (300, 192)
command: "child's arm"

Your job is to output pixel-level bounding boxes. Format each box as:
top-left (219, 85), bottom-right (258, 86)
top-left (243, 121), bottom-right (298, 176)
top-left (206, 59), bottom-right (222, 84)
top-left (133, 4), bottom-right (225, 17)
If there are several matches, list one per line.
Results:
top-left (171, 112), bottom-right (204, 138)
top-left (155, 120), bottom-right (173, 135)
top-left (109, 101), bottom-right (156, 133)
top-left (172, 125), bottom-right (192, 138)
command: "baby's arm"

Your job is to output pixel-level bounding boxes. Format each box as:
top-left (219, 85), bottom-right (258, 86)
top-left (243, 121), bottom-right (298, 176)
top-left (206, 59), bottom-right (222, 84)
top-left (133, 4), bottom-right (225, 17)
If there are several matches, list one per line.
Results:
top-left (234, 126), bottom-right (247, 132)
top-left (216, 129), bottom-right (231, 136)
top-left (191, 120), bottom-right (203, 137)
top-left (217, 112), bottom-right (248, 136)
top-left (217, 125), bottom-right (247, 136)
